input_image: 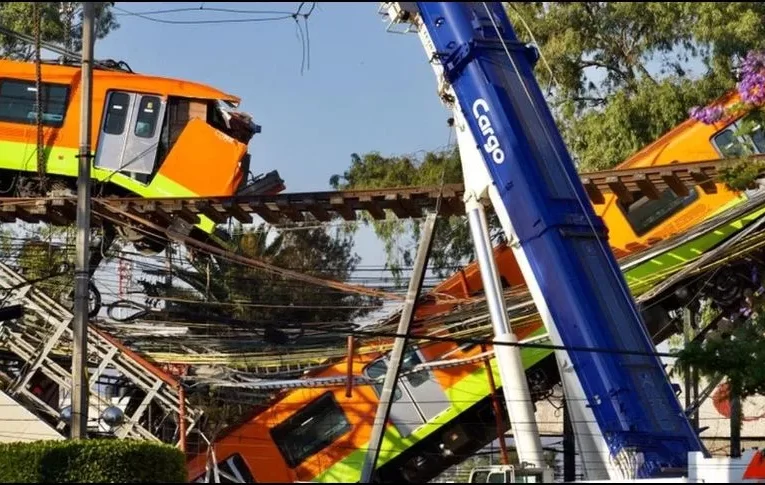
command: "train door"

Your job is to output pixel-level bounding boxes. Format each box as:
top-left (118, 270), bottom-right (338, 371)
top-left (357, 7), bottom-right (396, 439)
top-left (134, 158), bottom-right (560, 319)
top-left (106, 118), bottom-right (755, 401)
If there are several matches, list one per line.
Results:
top-left (364, 348), bottom-right (450, 437)
top-left (95, 91), bottom-right (166, 181)
top-left (398, 348), bottom-right (450, 421)
top-left (365, 357), bottom-right (422, 437)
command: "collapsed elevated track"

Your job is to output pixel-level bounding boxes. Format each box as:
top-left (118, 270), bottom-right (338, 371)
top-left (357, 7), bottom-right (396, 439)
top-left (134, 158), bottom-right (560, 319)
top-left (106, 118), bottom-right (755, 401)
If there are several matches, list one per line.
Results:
top-left (0, 156), bottom-right (745, 233)
top-left (0, 154), bottom-right (755, 367)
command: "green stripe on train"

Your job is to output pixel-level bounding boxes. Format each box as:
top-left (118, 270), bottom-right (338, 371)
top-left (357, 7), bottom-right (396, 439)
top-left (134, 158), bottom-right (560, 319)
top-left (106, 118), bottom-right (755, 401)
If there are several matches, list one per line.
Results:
top-left (625, 199), bottom-right (765, 296)
top-left (314, 325), bottom-right (550, 483)
top-left (0, 140), bottom-right (216, 233)
top-left (314, 195), bottom-right (765, 483)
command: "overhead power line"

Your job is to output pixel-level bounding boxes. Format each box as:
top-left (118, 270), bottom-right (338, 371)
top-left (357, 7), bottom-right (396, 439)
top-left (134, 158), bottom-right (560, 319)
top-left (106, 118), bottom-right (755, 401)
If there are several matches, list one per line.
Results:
top-left (114, 6), bottom-right (301, 16)
top-left (112, 2), bottom-right (316, 25)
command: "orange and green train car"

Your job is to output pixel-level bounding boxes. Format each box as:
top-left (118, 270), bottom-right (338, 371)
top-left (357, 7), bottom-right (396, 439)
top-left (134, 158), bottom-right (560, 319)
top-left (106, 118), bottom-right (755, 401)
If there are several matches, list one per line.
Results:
top-left (593, 88), bottom-right (764, 254)
top-left (0, 58), bottom-right (273, 251)
top-left (184, 92), bottom-right (765, 483)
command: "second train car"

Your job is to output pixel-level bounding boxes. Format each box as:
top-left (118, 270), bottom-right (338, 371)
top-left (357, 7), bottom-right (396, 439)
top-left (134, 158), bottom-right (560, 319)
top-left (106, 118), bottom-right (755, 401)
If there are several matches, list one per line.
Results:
top-left (184, 87), bottom-right (765, 483)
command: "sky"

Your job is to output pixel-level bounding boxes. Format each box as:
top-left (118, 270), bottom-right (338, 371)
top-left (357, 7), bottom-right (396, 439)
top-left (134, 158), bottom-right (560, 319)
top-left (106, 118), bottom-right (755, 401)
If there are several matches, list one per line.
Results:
top-left (95, 1), bottom-right (454, 269)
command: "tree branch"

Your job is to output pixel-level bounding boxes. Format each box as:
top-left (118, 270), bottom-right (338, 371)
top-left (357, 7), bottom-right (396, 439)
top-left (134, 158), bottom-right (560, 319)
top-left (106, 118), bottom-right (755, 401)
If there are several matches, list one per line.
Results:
top-left (636, 62), bottom-right (658, 84)
top-left (578, 59), bottom-right (633, 87)
top-left (572, 96), bottom-right (608, 106)
top-left (578, 59), bottom-right (616, 70)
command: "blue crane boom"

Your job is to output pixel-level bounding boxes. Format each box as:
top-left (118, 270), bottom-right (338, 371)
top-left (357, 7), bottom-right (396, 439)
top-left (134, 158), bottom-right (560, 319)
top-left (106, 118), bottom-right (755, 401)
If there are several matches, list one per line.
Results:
top-left (382, 1), bottom-right (705, 480)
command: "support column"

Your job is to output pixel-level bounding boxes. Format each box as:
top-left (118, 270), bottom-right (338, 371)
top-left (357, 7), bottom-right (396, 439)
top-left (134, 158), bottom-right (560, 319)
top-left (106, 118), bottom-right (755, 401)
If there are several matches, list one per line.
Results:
top-left (179, 385), bottom-right (187, 454)
top-left (346, 336), bottom-right (355, 398)
top-left (465, 197), bottom-right (545, 468)
top-left (689, 309), bottom-right (700, 431)
top-left (481, 343), bottom-right (509, 465)
top-left (731, 388), bottom-right (742, 458)
top-left (563, 397), bottom-right (576, 482)
top-left (684, 307), bottom-right (700, 431)
top-left (71, 1), bottom-right (96, 440)
top-left (683, 309), bottom-right (693, 424)
top-left (359, 212), bottom-right (437, 483)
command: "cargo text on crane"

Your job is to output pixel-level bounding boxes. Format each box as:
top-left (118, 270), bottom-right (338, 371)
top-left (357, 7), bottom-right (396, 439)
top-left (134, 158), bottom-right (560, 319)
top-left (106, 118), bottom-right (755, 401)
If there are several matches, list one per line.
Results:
top-left (472, 98), bottom-right (505, 164)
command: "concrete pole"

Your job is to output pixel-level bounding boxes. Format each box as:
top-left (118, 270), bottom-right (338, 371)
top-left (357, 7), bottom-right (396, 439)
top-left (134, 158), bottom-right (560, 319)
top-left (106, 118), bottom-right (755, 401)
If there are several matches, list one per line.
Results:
top-left (360, 212), bottom-right (437, 482)
top-left (71, 1), bottom-right (96, 440)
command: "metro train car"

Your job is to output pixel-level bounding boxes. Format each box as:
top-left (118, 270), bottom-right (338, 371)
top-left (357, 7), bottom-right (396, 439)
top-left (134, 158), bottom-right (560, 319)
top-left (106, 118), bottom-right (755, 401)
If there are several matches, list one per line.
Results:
top-left (0, 58), bottom-right (283, 252)
top-left (593, 88), bottom-right (763, 253)
top-left (184, 89), bottom-right (765, 483)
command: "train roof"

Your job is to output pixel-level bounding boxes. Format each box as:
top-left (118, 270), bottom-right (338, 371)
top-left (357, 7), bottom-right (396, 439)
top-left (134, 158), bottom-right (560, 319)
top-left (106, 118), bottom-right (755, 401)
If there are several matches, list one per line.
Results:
top-left (0, 57), bottom-right (241, 105)
top-left (615, 89), bottom-right (741, 170)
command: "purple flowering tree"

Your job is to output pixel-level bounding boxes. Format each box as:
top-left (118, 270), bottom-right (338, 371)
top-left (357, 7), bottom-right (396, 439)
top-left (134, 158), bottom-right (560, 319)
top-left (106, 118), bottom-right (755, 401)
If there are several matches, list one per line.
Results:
top-left (690, 50), bottom-right (765, 125)
top-left (690, 50), bottom-right (765, 190)
top-left (739, 51), bottom-right (765, 105)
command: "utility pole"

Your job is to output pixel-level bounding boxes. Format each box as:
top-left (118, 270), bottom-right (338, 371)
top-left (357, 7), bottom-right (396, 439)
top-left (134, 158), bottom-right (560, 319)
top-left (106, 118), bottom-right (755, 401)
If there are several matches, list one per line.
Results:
top-left (360, 212), bottom-right (437, 483)
top-left (563, 397), bottom-right (576, 482)
top-left (71, 1), bottom-right (96, 440)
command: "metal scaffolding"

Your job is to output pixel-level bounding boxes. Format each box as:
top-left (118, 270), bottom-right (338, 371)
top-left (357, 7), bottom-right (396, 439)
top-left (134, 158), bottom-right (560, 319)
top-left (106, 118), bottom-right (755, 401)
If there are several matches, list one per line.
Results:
top-left (0, 259), bottom-right (202, 444)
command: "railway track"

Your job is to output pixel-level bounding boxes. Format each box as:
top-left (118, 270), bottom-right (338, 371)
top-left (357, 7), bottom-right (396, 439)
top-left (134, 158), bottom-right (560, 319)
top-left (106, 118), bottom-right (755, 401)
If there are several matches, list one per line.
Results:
top-left (0, 155), bottom-right (748, 231)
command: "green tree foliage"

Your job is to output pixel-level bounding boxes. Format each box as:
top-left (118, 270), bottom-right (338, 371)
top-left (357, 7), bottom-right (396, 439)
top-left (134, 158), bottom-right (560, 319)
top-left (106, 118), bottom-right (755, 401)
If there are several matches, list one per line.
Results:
top-left (0, 2), bottom-right (119, 60)
top-left (672, 310), bottom-right (765, 455)
top-left (0, 224), bottom-right (123, 313)
top-left (505, 2), bottom-right (765, 171)
top-left (0, 439), bottom-right (187, 483)
top-left (567, 75), bottom-right (731, 172)
top-left (330, 149), bottom-right (503, 280)
top-left (673, 313), bottom-right (765, 400)
top-left (0, 225), bottom-right (75, 304)
top-left (138, 222), bottom-right (380, 342)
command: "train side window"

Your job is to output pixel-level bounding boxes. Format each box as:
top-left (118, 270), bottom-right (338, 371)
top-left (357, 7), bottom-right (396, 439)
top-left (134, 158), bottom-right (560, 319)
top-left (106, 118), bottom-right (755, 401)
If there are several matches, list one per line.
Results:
top-left (401, 349), bottom-right (427, 388)
top-left (0, 79), bottom-right (68, 127)
top-left (712, 111), bottom-right (765, 157)
top-left (618, 187), bottom-right (698, 237)
top-left (365, 359), bottom-right (403, 401)
top-left (470, 470), bottom-right (491, 483)
top-left (270, 392), bottom-right (351, 468)
top-left (487, 471), bottom-right (508, 483)
top-left (134, 95), bottom-right (161, 138)
top-left (190, 453), bottom-right (255, 483)
top-left (713, 128), bottom-right (746, 158)
top-left (515, 471), bottom-right (542, 483)
top-left (103, 92), bottom-right (131, 135)
top-left (218, 453), bottom-right (255, 483)
top-left (751, 123), bottom-right (765, 153)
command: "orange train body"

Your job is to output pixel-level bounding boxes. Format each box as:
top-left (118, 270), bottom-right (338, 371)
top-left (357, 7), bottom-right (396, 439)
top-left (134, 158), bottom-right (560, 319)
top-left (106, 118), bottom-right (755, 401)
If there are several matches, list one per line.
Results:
top-left (595, 89), bottom-right (755, 253)
top-left (0, 58), bottom-right (273, 237)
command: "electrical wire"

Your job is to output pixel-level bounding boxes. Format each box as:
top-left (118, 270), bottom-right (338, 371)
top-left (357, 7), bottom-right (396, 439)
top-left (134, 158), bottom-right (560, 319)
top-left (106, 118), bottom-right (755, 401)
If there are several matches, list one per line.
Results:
top-left (8, 216), bottom-right (762, 318)
top-left (112, 3), bottom-right (315, 26)
top-left (93, 201), bottom-right (405, 301)
top-left (7, 226), bottom-right (760, 364)
top-left (115, 6), bottom-right (302, 16)
top-left (0, 25), bottom-right (124, 72)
